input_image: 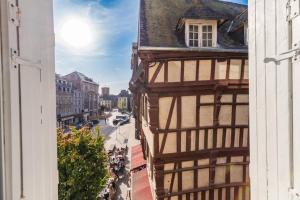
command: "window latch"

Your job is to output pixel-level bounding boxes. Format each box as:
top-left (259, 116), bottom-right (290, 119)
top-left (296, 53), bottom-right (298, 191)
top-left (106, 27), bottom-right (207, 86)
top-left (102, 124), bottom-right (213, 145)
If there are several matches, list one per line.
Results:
top-left (11, 49), bottom-right (42, 81)
top-left (289, 188), bottom-right (300, 200)
top-left (11, 49), bottom-right (42, 70)
top-left (264, 42), bottom-right (300, 64)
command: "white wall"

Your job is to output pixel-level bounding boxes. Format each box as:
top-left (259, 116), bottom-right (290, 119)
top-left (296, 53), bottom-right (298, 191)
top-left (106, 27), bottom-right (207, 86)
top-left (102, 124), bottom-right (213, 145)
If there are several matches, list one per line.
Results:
top-left (249, 0), bottom-right (299, 199)
top-left (0, 0), bottom-right (58, 199)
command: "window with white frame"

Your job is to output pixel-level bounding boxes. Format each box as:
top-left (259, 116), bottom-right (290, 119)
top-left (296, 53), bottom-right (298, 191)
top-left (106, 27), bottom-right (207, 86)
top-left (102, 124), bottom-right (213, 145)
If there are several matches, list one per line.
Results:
top-left (189, 25), bottom-right (199, 47)
top-left (202, 25), bottom-right (213, 47)
top-left (187, 23), bottom-right (215, 48)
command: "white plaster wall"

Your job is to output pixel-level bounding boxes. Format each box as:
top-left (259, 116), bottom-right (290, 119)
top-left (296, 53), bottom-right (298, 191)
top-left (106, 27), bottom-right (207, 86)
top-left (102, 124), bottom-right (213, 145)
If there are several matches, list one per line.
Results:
top-left (184, 61), bottom-right (197, 81)
top-left (181, 96), bottom-right (196, 128)
top-left (199, 60), bottom-right (212, 80)
top-left (168, 61), bottom-right (181, 82)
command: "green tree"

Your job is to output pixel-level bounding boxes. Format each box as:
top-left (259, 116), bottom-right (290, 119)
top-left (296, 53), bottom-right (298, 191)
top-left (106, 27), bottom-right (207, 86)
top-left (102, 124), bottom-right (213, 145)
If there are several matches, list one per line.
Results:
top-left (57, 127), bottom-right (108, 200)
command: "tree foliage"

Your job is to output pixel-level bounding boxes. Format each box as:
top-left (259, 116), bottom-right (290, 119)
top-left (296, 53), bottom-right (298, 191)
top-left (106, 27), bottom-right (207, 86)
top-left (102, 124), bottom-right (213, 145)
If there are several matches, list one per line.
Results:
top-left (57, 127), bottom-right (108, 200)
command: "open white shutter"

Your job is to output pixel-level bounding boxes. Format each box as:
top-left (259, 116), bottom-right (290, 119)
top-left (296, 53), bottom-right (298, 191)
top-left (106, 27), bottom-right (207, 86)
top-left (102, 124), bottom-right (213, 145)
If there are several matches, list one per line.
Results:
top-left (5, 0), bottom-right (58, 199)
top-left (249, 0), bottom-right (293, 199)
top-left (291, 0), bottom-right (300, 198)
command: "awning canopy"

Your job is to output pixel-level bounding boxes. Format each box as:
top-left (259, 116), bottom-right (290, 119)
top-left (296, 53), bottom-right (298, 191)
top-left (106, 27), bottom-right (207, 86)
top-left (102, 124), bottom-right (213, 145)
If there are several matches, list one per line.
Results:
top-left (130, 144), bottom-right (146, 170)
top-left (132, 168), bottom-right (153, 200)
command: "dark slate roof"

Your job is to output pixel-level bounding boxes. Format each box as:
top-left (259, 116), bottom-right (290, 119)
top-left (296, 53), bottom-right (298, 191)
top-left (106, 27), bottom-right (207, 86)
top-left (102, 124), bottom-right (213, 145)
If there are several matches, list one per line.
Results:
top-left (228, 9), bottom-right (248, 32)
top-left (184, 4), bottom-right (230, 20)
top-left (139, 0), bottom-right (248, 50)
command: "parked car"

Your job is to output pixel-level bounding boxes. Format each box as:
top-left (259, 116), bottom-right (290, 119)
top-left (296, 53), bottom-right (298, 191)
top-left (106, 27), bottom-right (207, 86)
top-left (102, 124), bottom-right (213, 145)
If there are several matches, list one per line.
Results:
top-left (113, 115), bottom-right (129, 126)
top-left (92, 119), bottom-right (99, 125)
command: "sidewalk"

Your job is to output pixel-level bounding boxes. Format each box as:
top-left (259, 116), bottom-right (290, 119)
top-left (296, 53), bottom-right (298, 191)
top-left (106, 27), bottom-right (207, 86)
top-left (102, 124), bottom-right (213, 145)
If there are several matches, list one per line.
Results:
top-left (103, 116), bottom-right (140, 199)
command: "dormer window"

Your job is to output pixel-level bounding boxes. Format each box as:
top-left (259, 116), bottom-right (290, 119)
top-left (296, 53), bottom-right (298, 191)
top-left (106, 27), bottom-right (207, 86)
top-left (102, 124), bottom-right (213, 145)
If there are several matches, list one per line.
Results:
top-left (202, 25), bottom-right (213, 47)
top-left (189, 25), bottom-right (199, 47)
top-left (185, 20), bottom-right (217, 48)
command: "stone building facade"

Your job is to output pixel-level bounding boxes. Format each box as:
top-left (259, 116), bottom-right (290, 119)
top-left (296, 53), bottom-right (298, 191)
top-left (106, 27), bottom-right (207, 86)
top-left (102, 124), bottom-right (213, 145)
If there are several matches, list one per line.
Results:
top-left (63, 71), bottom-right (99, 118)
top-left (56, 74), bottom-right (75, 125)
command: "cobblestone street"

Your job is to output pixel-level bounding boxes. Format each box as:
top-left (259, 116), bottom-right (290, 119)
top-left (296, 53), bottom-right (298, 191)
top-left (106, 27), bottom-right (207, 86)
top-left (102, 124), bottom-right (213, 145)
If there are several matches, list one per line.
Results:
top-left (102, 112), bottom-right (140, 199)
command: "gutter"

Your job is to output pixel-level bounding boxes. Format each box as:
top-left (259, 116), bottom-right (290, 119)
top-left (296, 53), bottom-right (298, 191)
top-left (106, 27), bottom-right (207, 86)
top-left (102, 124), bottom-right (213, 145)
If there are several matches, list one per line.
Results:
top-left (138, 46), bottom-right (248, 53)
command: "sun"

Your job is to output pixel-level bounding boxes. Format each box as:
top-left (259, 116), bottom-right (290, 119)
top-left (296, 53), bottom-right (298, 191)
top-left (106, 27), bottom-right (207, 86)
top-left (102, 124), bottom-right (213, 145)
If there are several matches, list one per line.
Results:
top-left (59, 16), bottom-right (94, 49)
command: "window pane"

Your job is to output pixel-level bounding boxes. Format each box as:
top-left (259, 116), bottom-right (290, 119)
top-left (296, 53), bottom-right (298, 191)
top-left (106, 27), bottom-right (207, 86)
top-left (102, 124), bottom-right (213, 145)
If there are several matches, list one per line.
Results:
top-left (203, 26), bottom-right (207, 32)
top-left (207, 26), bottom-right (212, 32)
top-left (203, 40), bottom-right (207, 47)
top-left (189, 40), bottom-right (193, 46)
top-left (194, 40), bottom-right (199, 47)
top-left (189, 32), bottom-right (193, 38)
top-left (208, 40), bottom-right (212, 47)
top-left (208, 33), bottom-right (212, 39)
top-left (194, 33), bottom-right (198, 39)
top-left (203, 33), bottom-right (207, 39)
top-left (195, 26), bottom-right (198, 32)
top-left (189, 25), bottom-right (193, 31)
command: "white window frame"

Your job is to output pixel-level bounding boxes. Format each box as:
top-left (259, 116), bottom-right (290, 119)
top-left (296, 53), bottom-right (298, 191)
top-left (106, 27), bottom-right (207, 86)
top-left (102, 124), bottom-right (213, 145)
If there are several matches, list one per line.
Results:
top-left (244, 23), bottom-right (248, 45)
top-left (188, 24), bottom-right (199, 47)
top-left (185, 19), bottom-right (217, 48)
top-left (201, 25), bottom-right (214, 47)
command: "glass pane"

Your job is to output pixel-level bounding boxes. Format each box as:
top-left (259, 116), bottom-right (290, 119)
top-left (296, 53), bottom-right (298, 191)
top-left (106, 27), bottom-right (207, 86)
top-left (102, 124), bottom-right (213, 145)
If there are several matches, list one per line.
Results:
top-left (208, 40), bottom-right (212, 47)
top-left (194, 33), bottom-right (198, 39)
top-left (203, 40), bottom-right (207, 47)
top-left (208, 33), bottom-right (212, 39)
top-left (195, 40), bottom-right (199, 47)
top-left (195, 26), bottom-right (198, 32)
top-left (203, 33), bottom-right (207, 39)
top-left (189, 33), bottom-right (193, 39)
top-left (189, 40), bottom-right (193, 46)
top-left (207, 26), bottom-right (212, 32)
top-left (203, 26), bottom-right (207, 32)
top-left (189, 25), bottom-right (193, 31)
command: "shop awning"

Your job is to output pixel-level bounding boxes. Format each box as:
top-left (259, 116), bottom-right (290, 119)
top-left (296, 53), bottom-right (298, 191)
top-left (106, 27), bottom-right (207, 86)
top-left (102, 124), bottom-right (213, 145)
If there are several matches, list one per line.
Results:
top-left (130, 144), bottom-right (146, 170)
top-left (131, 168), bottom-right (153, 200)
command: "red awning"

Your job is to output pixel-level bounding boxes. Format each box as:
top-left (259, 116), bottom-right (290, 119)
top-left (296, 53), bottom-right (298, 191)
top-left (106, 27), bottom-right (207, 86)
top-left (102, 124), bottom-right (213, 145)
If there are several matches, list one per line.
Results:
top-left (131, 144), bottom-right (146, 170)
top-left (132, 168), bottom-right (153, 200)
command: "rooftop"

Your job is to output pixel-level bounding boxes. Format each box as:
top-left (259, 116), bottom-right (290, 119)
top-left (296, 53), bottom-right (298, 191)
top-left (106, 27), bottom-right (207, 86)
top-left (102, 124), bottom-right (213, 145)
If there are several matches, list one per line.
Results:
top-left (139, 0), bottom-right (248, 51)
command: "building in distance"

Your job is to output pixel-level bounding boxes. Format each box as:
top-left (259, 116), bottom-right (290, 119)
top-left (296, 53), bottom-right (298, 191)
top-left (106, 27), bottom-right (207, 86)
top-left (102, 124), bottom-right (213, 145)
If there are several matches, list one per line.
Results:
top-left (63, 71), bottom-right (100, 119)
top-left (117, 90), bottom-right (132, 111)
top-left (55, 71), bottom-right (101, 126)
top-left (56, 74), bottom-right (76, 125)
top-left (101, 87), bottom-right (110, 97)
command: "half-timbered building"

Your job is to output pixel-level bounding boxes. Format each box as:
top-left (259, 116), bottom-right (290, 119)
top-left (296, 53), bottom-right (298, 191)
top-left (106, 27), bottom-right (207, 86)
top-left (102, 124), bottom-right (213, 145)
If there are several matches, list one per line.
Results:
top-left (130, 1), bottom-right (249, 199)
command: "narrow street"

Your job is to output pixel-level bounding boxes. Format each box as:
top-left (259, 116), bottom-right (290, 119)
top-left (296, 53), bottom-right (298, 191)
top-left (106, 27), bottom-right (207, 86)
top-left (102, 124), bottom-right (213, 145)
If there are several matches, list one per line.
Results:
top-left (101, 112), bottom-right (140, 199)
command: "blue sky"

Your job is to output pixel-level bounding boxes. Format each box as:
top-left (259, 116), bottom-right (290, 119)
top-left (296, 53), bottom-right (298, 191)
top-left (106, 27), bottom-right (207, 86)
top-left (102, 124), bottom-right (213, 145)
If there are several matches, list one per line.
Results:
top-left (54, 0), bottom-right (247, 94)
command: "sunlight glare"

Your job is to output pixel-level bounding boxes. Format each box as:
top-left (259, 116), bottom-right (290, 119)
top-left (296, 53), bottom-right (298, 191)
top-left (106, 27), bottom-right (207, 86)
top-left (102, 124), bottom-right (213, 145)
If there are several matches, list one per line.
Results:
top-left (60, 17), bottom-right (94, 49)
